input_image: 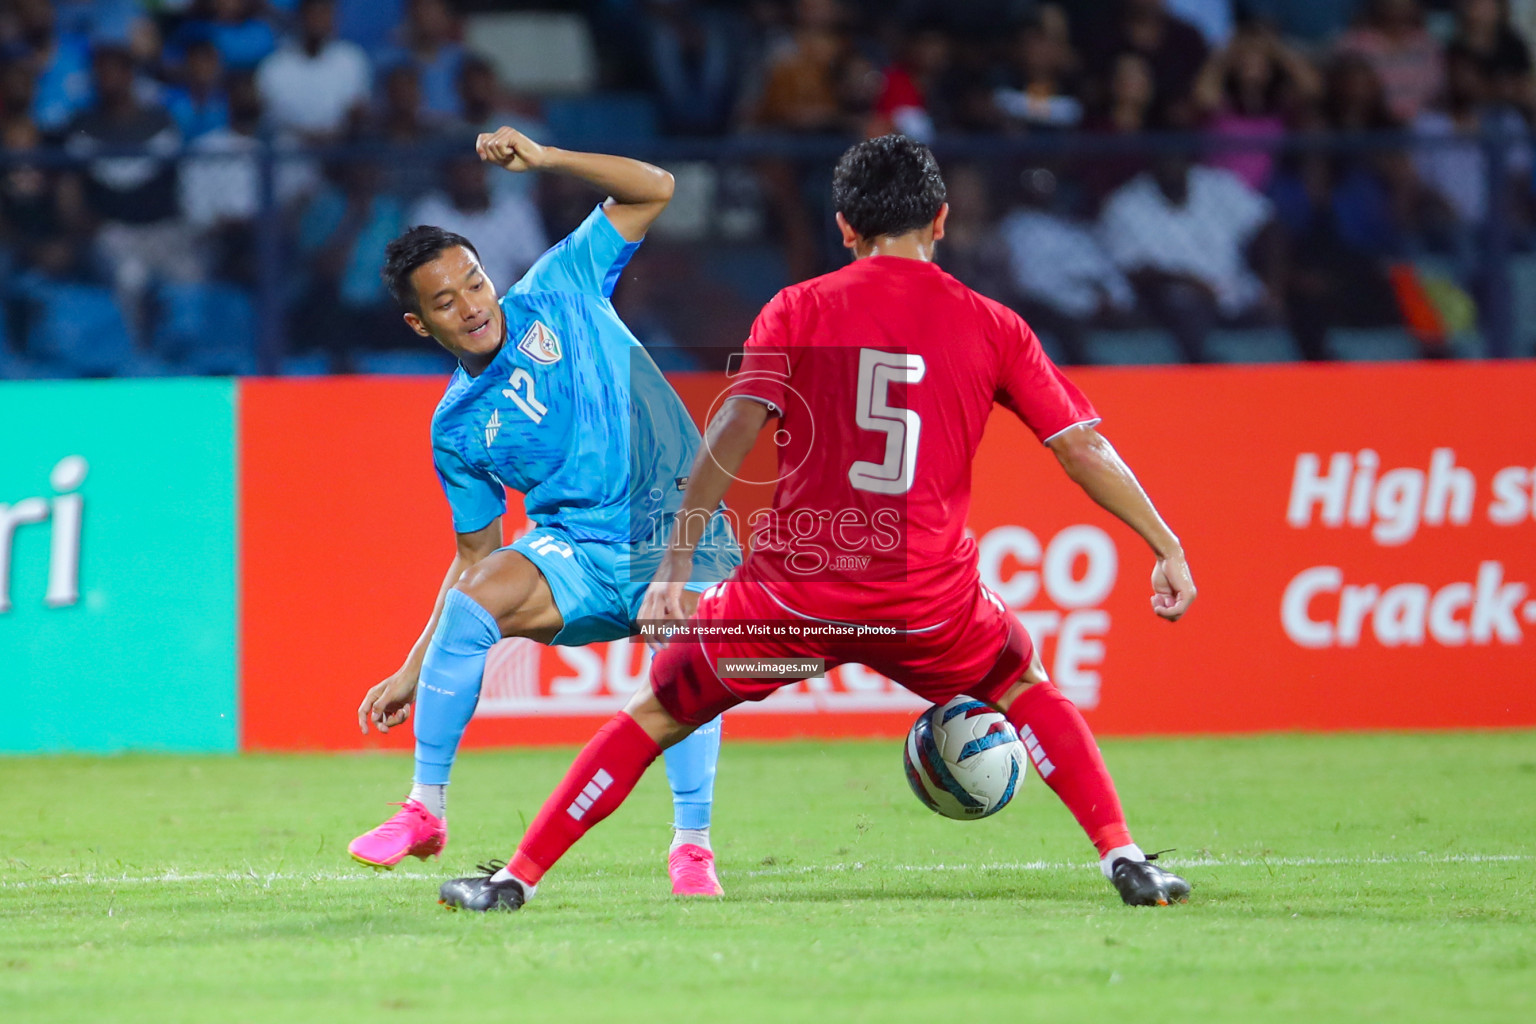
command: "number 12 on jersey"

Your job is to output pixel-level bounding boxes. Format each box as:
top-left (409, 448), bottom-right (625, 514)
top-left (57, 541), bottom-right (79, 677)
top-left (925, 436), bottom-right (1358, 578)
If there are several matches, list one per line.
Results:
top-left (848, 348), bottom-right (926, 495)
top-left (503, 368), bottom-right (549, 424)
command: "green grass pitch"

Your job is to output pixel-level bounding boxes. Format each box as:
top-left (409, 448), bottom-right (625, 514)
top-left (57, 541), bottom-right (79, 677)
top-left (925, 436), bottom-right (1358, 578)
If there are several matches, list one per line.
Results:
top-left (4, 731), bottom-right (1535, 1023)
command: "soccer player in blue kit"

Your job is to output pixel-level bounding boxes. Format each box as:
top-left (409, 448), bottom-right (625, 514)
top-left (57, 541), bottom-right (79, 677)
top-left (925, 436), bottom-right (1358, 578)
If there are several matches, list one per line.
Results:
top-left (348, 127), bottom-right (740, 896)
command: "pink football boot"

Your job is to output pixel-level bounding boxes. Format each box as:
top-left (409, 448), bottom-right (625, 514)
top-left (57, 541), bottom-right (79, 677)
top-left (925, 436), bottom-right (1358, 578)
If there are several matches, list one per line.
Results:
top-left (348, 800), bottom-right (447, 869)
top-left (668, 844), bottom-right (724, 896)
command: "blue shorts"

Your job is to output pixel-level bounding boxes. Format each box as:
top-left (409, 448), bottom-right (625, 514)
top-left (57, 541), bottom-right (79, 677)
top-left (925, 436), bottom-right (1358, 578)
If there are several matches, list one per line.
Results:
top-left (508, 511), bottom-right (741, 647)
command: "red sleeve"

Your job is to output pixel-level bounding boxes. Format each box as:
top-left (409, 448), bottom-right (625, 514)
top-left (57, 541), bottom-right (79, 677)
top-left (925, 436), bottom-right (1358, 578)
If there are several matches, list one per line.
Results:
top-left (993, 308), bottom-right (1100, 442)
top-left (728, 289), bottom-right (796, 415)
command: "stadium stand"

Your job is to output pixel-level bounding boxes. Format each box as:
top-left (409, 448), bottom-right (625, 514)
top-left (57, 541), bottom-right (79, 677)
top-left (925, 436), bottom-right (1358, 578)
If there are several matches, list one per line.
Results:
top-left (3, 0), bottom-right (1536, 377)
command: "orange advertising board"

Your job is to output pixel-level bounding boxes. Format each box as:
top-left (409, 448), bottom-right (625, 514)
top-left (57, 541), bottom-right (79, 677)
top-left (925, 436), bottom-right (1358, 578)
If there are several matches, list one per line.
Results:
top-left (240, 363), bottom-right (1536, 751)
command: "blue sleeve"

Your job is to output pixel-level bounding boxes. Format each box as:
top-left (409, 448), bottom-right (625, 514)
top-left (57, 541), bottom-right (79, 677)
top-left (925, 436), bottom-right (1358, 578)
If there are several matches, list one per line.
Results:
top-left (513, 203), bottom-right (640, 299)
top-left (433, 438), bottom-right (506, 534)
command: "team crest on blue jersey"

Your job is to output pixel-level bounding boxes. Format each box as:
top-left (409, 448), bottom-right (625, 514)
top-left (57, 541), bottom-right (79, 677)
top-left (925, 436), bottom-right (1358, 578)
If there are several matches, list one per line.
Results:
top-left (517, 320), bottom-right (562, 364)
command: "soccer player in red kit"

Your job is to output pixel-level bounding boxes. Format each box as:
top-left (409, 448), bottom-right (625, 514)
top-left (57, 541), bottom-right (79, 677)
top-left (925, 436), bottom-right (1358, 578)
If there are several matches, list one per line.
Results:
top-left (438, 135), bottom-right (1197, 912)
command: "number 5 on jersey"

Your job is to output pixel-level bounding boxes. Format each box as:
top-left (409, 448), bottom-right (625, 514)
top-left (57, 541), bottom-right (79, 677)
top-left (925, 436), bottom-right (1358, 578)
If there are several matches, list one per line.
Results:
top-left (849, 348), bottom-right (926, 495)
top-left (504, 368), bottom-right (548, 424)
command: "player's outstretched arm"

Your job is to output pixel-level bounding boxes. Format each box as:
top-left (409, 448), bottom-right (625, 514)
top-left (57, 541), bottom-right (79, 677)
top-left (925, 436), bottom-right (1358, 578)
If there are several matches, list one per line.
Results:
top-left (639, 397), bottom-right (770, 625)
top-left (475, 126), bottom-right (674, 242)
top-left (1045, 425), bottom-right (1196, 622)
top-left (357, 518), bottom-right (503, 734)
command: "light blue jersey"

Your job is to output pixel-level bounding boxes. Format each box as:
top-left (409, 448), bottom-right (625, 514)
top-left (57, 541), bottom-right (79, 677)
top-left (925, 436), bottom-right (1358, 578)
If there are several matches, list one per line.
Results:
top-left (428, 204), bottom-right (738, 645)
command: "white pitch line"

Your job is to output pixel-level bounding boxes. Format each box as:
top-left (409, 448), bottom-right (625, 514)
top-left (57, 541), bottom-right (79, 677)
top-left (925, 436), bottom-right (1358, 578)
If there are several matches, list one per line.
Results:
top-left (0, 853), bottom-right (1526, 891)
top-left (744, 852), bottom-right (1530, 878)
top-left (0, 869), bottom-right (442, 891)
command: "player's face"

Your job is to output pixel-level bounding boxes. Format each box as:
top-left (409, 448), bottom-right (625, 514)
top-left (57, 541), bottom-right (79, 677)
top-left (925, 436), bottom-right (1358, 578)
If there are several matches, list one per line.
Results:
top-left (404, 246), bottom-right (503, 364)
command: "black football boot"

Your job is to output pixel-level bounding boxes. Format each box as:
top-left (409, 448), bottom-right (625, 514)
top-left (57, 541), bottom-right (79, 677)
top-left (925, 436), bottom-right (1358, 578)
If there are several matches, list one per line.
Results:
top-left (438, 860), bottom-right (529, 912)
top-left (1111, 852), bottom-right (1191, 906)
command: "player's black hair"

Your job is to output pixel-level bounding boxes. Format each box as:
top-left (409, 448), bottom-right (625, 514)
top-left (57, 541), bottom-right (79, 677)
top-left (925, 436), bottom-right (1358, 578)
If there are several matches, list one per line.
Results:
top-left (382, 225), bottom-right (481, 314)
top-left (831, 134), bottom-right (947, 240)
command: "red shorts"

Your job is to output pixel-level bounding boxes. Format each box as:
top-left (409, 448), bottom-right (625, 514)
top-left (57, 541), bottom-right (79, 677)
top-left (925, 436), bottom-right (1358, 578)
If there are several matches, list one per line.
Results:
top-left (650, 580), bottom-right (1035, 726)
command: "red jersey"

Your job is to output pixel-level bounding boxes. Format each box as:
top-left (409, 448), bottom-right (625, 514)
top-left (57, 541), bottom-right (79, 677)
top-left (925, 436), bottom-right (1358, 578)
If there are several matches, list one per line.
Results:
top-left (728, 255), bottom-right (1098, 629)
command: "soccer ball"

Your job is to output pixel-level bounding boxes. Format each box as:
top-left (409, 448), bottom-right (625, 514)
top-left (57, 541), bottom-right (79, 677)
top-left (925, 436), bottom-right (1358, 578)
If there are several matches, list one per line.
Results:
top-left (904, 696), bottom-right (1028, 820)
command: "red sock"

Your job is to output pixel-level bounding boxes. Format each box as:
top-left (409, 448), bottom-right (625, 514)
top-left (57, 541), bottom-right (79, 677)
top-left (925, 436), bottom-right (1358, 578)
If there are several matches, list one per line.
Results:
top-left (1006, 681), bottom-right (1133, 858)
top-left (508, 712), bottom-right (662, 885)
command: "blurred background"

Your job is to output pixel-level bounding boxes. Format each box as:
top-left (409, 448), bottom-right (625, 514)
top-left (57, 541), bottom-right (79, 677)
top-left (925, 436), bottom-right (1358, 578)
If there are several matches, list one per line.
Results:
top-left (3, 0), bottom-right (1536, 377)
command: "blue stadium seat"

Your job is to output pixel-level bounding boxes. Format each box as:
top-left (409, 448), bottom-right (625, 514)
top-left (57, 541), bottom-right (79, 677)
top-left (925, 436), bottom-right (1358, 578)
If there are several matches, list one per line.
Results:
top-left (1205, 328), bottom-right (1302, 364)
top-left (1242, 0), bottom-right (1363, 41)
top-left (1506, 254), bottom-right (1536, 357)
top-left (356, 350), bottom-right (456, 375)
top-left (335, 0), bottom-right (404, 53)
top-left (703, 244), bottom-right (789, 309)
top-left (1328, 328), bottom-right (1422, 362)
top-left (542, 94), bottom-right (658, 148)
top-left (23, 282), bottom-right (141, 377)
top-left (0, 347), bottom-right (38, 381)
top-left (1446, 332), bottom-right (1488, 360)
top-left (152, 282), bottom-right (258, 376)
top-left (280, 353), bottom-right (332, 376)
top-left (1082, 329), bottom-right (1186, 366)
top-left (120, 353), bottom-right (179, 377)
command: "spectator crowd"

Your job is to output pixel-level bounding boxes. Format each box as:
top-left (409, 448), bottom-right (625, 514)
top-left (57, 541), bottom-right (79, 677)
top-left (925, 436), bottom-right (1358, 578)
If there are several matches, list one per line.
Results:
top-left (2, 0), bottom-right (1535, 374)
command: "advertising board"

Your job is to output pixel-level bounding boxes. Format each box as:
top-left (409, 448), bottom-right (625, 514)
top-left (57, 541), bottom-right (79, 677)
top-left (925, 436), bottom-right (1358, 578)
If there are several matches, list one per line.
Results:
top-left (1, 380), bottom-right (237, 752)
top-left (239, 362), bottom-right (1536, 750)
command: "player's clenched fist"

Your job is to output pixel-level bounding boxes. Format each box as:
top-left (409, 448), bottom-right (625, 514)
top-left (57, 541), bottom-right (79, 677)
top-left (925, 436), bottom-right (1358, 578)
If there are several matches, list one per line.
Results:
top-left (1150, 552), bottom-right (1197, 622)
top-left (475, 126), bottom-right (548, 173)
top-left (357, 671), bottom-right (418, 735)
